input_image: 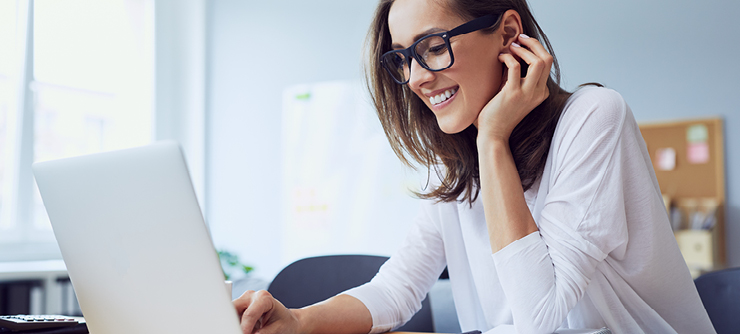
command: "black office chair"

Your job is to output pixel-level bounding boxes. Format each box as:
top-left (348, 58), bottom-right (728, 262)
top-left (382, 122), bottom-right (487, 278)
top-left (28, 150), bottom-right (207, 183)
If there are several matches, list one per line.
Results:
top-left (267, 254), bottom-right (435, 332)
top-left (694, 267), bottom-right (740, 334)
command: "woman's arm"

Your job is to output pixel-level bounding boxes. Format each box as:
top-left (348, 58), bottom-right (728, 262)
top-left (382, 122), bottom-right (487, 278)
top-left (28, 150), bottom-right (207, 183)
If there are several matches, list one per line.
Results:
top-left (233, 290), bottom-right (371, 334)
top-left (475, 33), bottom-right (553, 253)
top-left (475, 33), bottom-right (615, 334)
top-left (477, 138), bottom-right (537, 253)
top-left (295, 294), bottom-right (373, 334)
top-left (234, 201), bottom-right (446, 334)
top-left (343, 200), bottom-right (448, 333)
top-left (489, 88), bottom-right (630, 334)
top-left (478, 33), bottom-right (633, 332)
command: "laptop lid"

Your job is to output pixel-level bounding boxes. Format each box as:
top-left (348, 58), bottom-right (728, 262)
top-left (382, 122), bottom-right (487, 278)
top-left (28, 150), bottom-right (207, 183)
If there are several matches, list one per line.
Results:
top-left (32, 141), bottom-right (242, 334)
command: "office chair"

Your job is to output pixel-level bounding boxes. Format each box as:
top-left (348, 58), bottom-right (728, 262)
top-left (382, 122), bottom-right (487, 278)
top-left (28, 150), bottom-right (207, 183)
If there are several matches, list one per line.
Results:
top-left (268, 254), bottom-right (435, 332)
top-left (694, 267), bottom-right (740, 334)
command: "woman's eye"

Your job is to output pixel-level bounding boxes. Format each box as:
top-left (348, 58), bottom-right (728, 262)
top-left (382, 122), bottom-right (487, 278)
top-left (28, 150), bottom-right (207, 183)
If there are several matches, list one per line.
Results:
top-left (392, 55), bottom-right (404, 66)
top-left (429, 44), bottom-right (447, 55)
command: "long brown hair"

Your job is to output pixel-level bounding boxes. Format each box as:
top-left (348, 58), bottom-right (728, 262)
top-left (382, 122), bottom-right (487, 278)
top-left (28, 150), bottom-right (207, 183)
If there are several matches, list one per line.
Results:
top-left (366, 0), bottom-right (572, 204)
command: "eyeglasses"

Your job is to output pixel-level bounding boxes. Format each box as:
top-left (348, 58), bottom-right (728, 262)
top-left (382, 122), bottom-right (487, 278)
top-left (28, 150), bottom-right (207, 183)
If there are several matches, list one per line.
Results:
top-left (380, 14), bottom-right (500, 85)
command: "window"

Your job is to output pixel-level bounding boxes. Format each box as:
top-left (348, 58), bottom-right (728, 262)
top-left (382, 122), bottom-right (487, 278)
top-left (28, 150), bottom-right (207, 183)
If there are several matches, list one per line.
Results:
top-left (0, 0), bottom-right (18, 235)
top-left (0, 0), bottom-right (154, 260)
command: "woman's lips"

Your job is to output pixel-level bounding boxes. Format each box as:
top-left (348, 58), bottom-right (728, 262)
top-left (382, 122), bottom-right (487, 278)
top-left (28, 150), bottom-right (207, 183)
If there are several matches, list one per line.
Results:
top-left (429, 87), bottom-right (457, 110)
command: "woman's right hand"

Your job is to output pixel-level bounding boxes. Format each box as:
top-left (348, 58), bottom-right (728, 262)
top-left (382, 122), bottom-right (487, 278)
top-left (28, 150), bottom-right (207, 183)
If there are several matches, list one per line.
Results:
top-left (233, 289), bottom-right (301, 334)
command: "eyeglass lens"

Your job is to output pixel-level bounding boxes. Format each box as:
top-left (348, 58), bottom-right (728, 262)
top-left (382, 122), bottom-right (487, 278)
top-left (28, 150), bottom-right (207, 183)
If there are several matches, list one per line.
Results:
top-left (383, 35), bottom-right (451, 83)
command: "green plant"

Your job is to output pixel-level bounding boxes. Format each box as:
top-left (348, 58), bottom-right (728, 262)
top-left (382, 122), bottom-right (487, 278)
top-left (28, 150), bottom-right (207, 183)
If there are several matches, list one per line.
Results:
top-left (218, 250), bottom-right (254, 280)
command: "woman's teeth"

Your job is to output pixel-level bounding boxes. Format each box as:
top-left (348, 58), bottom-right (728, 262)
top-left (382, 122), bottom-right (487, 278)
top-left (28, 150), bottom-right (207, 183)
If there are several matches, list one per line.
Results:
top-left (429, 88), bottom-right (456, 106)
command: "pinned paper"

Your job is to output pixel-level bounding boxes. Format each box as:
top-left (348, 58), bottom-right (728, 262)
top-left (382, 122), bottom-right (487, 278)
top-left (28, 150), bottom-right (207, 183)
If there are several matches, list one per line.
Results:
top-left (295, 92), bottom-right (311, 100)
top-left (687, 142), bottom-right (710, 164)
top-left (655, 147), bottom-right (676, 171)
top-left (687, 124), bottom-right (708, 143)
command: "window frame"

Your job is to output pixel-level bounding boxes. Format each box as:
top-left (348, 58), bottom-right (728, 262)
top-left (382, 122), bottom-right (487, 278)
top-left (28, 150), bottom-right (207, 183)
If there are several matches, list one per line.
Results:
top-left (0, 0), bottom-right (207, 262)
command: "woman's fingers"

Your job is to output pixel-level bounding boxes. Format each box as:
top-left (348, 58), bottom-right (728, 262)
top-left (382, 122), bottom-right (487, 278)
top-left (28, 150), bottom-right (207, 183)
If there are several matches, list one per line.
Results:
top-left (515, 34), bottom-right (553, 87)
top-left (508, 43), bottom-right (544, 92)
top-left (234, 290), bottom-right (276, 334)
top-left (233, 290), bottom-right (255, 315)
top-left (504, 35), bottom-right (552, 106)
top-left (480, 35), bottom-right (553, 139)
top-left (498, 52), bottom-right (522, 91)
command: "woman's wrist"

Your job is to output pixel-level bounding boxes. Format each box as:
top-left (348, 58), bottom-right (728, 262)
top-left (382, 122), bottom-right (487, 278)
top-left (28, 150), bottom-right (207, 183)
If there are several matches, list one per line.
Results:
top-left (476, 130), bottom-right (510, 153)
top-left (475, 113), bottom-right (514, 146)
top-left (290, 294), bottom-right (372, 334)
top-left (292, 307), bottom-right (313, 334)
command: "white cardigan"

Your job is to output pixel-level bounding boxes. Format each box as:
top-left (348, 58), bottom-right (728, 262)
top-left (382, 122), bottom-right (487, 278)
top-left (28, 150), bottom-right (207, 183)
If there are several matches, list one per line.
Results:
top-left (345, 87), bottom-right (715, 334)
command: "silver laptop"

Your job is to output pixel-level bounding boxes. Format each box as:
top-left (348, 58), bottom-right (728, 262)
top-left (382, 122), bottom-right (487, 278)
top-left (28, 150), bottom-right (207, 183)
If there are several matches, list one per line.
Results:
top-left (32, 141), bottom-right (242, 334)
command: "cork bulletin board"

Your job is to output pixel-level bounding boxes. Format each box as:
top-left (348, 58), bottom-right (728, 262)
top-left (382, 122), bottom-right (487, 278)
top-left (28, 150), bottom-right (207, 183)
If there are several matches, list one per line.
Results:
top-left (639, 118), bottom-right (725, 201)
top-left (639, 118), bottom-right (726, 270)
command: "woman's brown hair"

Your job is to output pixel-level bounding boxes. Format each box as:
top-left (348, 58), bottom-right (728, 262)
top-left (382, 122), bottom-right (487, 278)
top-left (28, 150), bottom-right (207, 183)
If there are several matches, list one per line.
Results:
top-left (366, 0), bottom-right (572, 204)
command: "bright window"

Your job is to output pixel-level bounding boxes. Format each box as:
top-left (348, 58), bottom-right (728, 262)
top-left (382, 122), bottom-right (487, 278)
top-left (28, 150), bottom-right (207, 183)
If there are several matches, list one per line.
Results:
top-left (0, 0), bottom-right (154, 257)
top-left (0, 0), bottom-right (18, 233)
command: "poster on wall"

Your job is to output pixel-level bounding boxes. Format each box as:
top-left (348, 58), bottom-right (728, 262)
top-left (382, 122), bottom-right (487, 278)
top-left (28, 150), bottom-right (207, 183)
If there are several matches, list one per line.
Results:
top-left (281, 80), bottom-right (426, 265)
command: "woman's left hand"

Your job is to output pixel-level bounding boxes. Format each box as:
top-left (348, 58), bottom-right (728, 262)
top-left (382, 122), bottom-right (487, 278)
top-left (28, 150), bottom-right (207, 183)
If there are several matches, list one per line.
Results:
top-left (475, 34), bottom-right (554, 143)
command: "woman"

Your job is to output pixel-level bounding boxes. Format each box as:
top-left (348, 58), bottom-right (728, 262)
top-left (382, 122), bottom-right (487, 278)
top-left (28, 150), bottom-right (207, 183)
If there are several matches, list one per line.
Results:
top-left (233, 0), bottom-right (716, 333)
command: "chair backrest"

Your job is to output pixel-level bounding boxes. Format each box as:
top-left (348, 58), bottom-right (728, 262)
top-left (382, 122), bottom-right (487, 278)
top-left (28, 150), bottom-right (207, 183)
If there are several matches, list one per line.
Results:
top-left (268, 255), bottom-right (434, 332)
top-left (694, 267), bottom-right (740, 334)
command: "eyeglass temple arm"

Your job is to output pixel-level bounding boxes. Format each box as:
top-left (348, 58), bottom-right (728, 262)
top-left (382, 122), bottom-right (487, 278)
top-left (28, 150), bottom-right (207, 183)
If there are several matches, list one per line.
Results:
top-left (447, 14), bottom-right (499, 37)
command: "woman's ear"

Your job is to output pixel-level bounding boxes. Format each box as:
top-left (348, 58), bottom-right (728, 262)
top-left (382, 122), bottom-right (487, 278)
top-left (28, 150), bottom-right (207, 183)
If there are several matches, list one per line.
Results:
top-left (499, 9), bottom-right (523, 48)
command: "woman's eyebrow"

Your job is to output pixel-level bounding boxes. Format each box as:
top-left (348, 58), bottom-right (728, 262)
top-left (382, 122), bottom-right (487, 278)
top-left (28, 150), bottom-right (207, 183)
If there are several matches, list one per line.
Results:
top-left (390, 27), bottom-right (446, 49)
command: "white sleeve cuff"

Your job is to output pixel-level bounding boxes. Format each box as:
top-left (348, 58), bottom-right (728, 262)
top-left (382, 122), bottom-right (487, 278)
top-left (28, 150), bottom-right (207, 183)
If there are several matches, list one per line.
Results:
top-left (491, 230), bottom-right (542, 261)
top-left (342, 285), bottom-right (396, 334)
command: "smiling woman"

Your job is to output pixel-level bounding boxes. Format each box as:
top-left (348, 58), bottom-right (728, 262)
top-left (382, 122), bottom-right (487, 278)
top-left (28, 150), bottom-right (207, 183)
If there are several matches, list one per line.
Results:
top-left (229, 0), bottom-right (717, 333)
top-left (370, 0), bottom-right (572, 204)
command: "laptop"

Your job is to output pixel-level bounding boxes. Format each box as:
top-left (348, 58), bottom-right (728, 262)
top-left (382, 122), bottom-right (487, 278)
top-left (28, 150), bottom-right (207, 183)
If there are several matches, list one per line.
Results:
top-left (32, 141), bottom-right (242, 334)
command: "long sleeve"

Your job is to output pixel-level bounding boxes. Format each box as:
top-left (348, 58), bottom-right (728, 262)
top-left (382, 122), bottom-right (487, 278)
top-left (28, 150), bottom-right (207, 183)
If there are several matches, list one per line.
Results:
top-left (491, 88), bottom-right (632, 334)
top-left (346, 86), bottom-right (714, 334)
top-left (343, 199), bottom-right (448, 333)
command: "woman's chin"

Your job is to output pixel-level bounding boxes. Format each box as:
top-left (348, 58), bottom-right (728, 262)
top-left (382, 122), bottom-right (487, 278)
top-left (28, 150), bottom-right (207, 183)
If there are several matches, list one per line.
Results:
top-left (436, 118), bottom-right (473, 135)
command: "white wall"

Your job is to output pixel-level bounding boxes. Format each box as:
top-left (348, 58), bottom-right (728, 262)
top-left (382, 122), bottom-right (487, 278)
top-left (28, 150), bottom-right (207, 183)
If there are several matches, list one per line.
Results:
top-left (155, 0), bottom-right (207, 211)
top-left (207, 0), bottom-right (740, 281)
top-left (206, 0), bottom-right (381, 280)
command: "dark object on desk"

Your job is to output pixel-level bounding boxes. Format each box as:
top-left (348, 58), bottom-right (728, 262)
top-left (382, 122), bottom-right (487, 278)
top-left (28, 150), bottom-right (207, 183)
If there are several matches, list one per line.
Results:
top-left (694, 267), bottom-right (740, 334)
top-left (0, 281), bottom-right (42, 315)
top-left (0, 323), bottom-right (87, 334)
top-left (268, 255), bottom-right (435, 332)
top-left (0, 315), bottom-right (78, 332)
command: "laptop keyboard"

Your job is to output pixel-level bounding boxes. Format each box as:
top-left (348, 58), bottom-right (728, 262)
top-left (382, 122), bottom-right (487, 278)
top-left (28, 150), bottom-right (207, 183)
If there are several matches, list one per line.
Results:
top-left (0, 315), bottom-right (79, 331)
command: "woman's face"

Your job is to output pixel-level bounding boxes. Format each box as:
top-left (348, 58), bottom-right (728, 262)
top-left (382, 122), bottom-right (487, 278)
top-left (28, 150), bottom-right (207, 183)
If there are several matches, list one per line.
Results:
top-left (387, 0), bottom-right (505, 134)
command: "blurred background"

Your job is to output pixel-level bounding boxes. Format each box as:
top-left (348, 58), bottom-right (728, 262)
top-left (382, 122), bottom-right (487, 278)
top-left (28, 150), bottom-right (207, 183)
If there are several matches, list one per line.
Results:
top-left (0, 0), bottom-right (738, 319)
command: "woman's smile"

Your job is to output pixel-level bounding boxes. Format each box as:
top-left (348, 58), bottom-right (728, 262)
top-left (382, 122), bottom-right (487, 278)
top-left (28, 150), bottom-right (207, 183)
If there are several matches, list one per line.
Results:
top-left (427, 86), bottom-right (458, 110)
top-left (388, 0), bottom-right (504, 134)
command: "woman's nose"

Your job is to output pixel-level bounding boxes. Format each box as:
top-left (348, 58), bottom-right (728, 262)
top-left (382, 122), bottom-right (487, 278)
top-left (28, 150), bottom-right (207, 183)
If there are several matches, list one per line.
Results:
top-left (407, 59), bottom-right (435, 89)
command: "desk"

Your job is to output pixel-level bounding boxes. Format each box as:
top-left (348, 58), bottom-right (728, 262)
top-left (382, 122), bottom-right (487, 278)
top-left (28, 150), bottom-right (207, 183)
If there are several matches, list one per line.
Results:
top-left (389, 328), bottom-right (609, 334)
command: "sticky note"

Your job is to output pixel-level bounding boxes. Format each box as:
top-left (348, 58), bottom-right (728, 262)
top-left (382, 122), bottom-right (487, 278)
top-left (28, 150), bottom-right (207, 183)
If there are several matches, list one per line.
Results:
top-left (655, 147), bottom-right (676, 171)
top-left (295, 92), bottom-right (311, 100)
top-left (687, 142), bottom-right (710, 164)
top-left (687, 124), bottom-right (708, 143)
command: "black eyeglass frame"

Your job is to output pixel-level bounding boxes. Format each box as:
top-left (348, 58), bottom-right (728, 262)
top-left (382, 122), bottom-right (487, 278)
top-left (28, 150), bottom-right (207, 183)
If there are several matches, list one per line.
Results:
top-left (380, 14), bottom-right (500, 85)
